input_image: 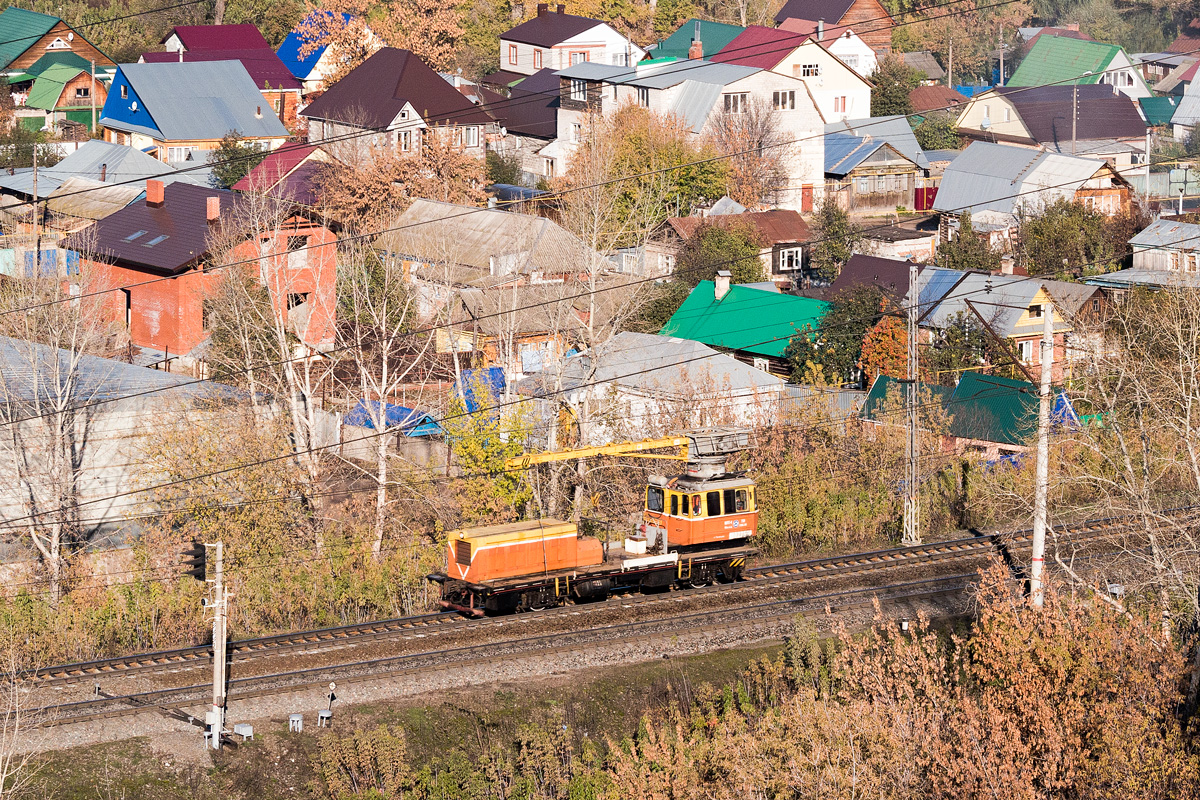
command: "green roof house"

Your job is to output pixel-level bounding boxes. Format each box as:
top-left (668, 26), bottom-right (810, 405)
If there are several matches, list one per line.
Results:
top-left (659, 274), bottom-right (828, 372)
top-left (1006, 36), bottom-right (1150, 99)
top-left (0, 7), bottom-right (113, 73)
top-left (1139, 95), bottom-right (1179, 127)
top-left (861, 371), bottom-right (1078, 459)
top-left (25, 62), bottom-right (106, 128)
top-left (649, 18), bottom-right (745, 61)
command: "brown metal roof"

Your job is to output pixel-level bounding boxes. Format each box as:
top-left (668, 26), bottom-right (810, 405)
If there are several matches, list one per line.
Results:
top-left (992, 84), bottom-right (1147, 144)
top-left (667, 209), bottom-right (810, 246)
top-left (827, 253), bottom-right (919, 300)
top-left (300, 48), bottom-right (493, 129)
top-left (909, 84), bottom-right (966, 113)
top-left (501, 10), bottom-right (602, 48)
top-left (774, 0), bottom-right (857, 25)
top-left (68, 182), bottom-right (236, 273)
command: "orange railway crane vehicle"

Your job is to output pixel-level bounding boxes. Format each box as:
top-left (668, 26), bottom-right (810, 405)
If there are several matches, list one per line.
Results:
top-left (427, 429), bottom-right (758, 615)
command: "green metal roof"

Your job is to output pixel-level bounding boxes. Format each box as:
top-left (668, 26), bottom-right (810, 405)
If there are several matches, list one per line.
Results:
top-left (26, 63), bottom-right (87, 110)
top-left (25, 51), bottom-right (91, 77)
top-left (1007, 36), bottom-right (1125, 88)
top-left (1140, 96), bottom-right (1179, 126)
top-left (861, 371), bottom-right (1039, 447)
top-left (651, 18), bottom-right (744, 61)
top-left (0, 8), bottom-right (60, 70)
top-left (658, 281), bottom-right (828, 358)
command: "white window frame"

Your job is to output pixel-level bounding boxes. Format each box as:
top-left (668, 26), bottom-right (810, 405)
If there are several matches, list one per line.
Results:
top-left (637, 86), bottom-right (649, 107)
top-left (778, 246), bottom-right (802, 271)
top-left (570, 51), bottom-right (588, 65)
top-left (1019, 340), bottom-right (1034, 363)
top-left (533, 49), bottom-right (542, 69)
top-left (772, 90), bottom-right (795, 110)
top-left (1028, 303), bottom-right (1043, 319)
top-left (167, 145), bottom-right (198, 162)
top-left (570, 79), bottom-right (587, 101)
top-left (723, 92), bottom-right (748, 113)
top-left (571, 122), bottom-right (582, 142)
top-left (800, 63), bottom-right (821, 76)
top-left (509, 44), bottom-right (518, 65)
top-left (463, 126), bottom-right (478, 147)
top-left (399, 129), bottom-right (411, 151)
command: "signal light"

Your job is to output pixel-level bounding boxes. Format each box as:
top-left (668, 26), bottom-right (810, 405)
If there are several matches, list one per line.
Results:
top-left (182, 540), bottom-right (207, 581)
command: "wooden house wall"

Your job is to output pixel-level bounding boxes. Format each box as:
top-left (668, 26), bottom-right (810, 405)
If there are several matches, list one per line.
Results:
top-left (9, 22), bottom-right (113, 70)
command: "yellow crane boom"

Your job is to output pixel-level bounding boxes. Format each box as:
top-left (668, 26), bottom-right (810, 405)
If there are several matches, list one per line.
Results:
top-left (505, 435), bottom-right (691, 470)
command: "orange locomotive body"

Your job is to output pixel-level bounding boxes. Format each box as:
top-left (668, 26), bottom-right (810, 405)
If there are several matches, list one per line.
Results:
top-left (640, 475), bottom-right (757, 549)
top-left (445, 519), bottom-right (604, 584)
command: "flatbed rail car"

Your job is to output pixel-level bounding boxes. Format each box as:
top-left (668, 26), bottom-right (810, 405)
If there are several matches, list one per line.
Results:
top-left (427, 518), bottom-right (754, 615)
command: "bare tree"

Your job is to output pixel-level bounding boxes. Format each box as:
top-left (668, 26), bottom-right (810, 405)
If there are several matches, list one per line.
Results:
top-left (707, 98), bottom-right (789, 208)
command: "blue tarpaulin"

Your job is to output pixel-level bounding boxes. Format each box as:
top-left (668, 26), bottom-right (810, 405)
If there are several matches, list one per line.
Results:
top-left (344, 399), bottom-right (442, 437)
top-left (454, 367), bottom-right (505, 414)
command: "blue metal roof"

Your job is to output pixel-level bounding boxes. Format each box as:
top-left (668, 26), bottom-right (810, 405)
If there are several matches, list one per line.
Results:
top-left (824, 131), bottom-right (882, 175)
top-left (826, 116), bottom-right (930, 170)
top-left (276, 11), bottom-right (353, 80)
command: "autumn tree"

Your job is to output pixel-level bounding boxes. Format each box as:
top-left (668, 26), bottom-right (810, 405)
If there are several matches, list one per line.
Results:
top-left (295, 5), bottom-right (379, 87)
top-left (209, 131), bottom-right (268, 189)
top-left (860, 311), bottom-right (907, 384)
top-left (936, 212), bottom-right (1000, 272)
top-left (870, 56), bottom-right (921, 117)
top-left (707, 98), bottom-right (789, 208)
top-left (787, 286), bottom-right (884, 387)
top-left (298, 0), bottom-right (462, 76)
top-left (677, 219), bottom-right (765, 285)
top-left (808, 199), bottom-right (865, 283)
top-left (1017, 198), bottom-right (1145, 277)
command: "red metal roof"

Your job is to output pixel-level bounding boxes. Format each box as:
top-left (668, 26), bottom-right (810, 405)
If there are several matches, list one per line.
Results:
top-left (164, 24), bottom-right (272, 52)
top-left (712, 26), bottom-right (807, 70)
top-left (668, 209), bottom-right (809, 245)
top-left (1168, 20), bottom-right (1200, 54)
top-left (909, 84), bottom-right (967, 113)
top-left (233, 144), bottom-right (318, 193)
top-left (140, 49), bottom-right (302, 91)
top-left (501, 10), bottom-right (601, 48)
top-left (300, 48), bottom-right (493, 129)
top-left (777, 17), bottom-right (852, 41)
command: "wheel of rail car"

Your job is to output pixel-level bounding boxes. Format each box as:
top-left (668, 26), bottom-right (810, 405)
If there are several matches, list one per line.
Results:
top-left (687, 577), bottom-right (711, 588)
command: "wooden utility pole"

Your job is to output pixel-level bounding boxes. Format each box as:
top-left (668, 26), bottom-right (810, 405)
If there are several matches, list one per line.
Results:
top-left (948, 35), bottom-right (953, 87)
top-left (31, 142), bottom-right (38, 274)
top-left (90, 60), bottom-right (96, 133)
top-left (903, 259), bottom-right (921, 546)
top-left (1072, 82), bottom-right (1078, 155)
top-left (1030, 300), bottom-right (1054, 608)
top-left (998, 26), bottom-right (1004, 85)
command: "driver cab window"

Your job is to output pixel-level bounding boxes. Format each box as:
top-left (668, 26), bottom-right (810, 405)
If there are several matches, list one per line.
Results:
top-left (706, 491), bottom-right (721, 516)
top-left (670, 493), bottom-right (679, 516)
top-left (735, 489), bottom-right (748, 512)
top-left (690, 494), bottom-right (703, 516)
top-left (647, 487), bottom-right (664, 513)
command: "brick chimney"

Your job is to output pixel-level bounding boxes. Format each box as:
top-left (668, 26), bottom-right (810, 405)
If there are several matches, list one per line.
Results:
top-left (714, 269), bottom-right (732, 300)
top-left (99, 163), bottom-right (107, 182)
top-left (688, 20), bottom-right (703, 60)
top-left (537, 2), bottom-right (548, 14)
top-left (556, 3), bottom-right (564, 12)
top-left (145, 179), bottom-right (164, 207)
top-left (206, 195), bottom-right (220, 222)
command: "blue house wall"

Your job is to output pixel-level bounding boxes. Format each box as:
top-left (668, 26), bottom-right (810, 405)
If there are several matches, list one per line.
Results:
top-left (99, 68), bottom-right (161, 136)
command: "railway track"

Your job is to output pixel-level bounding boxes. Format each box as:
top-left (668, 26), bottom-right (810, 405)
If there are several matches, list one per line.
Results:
top-left (34, 573), bottom-right (974, 727)
top-left (26, 506), bottom-right (1194, 689)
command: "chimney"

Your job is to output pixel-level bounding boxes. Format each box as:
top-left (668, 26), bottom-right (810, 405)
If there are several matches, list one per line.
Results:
top-left (817, 18), bottom-right (824, 40)
top-left (99, 163), bottom-right (107, 182)
top-left (556, 3), bottom-right (565, 12)
top-left (715, 269), bottom-right (732, 300)
top-left (255, 105), bottom-right (262, 118)
top-left (206, 195), bottom-right (220, 222)
top-left (688, 21), bottom-right (703, 60)
top-left (177, 49), bottom-right (183, 63)
top-left (537, 2), bottom-right (547, 14)
top-left (145, 178), bottom-right (164, 207)
top-left (1065, 22), bottom-right (1079, 31)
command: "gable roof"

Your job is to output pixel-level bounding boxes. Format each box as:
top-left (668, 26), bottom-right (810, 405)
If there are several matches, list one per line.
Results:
top-left (919, 271), bottom-right (1073, 337)
top-left (932, 141), bottom-right (1112, 216)
top-left (46, 176), bottom-right (144, 220)
top-left (659, 280), bottom-right (828, 358)
top-left (299, 47), bottom-right (492, 128)
top-left (558, 58), bottom-right (759, 90)
top-left (712, 26), bottom-right (806, 70)
top-left (164, 24), bottom-right (271, 52)
top-left (68, 181), bottom-right (237, 273)
top-left (23, 51), bottom-right (91, 77)
top-left (1140, 95), bottom-right (1180, 126)
top-left (1153, 58), bottom-right (1197, 93)
top-left (909, 84), bottom-right (965, 113)
top-left (501, 10), bottom-right (604, 47)
top-left (774, 0), bottom-right (857, 25)
top-left (0, 139), bottom-right (183, 198)
top-left (666, 209), bottom-right (810, 245)
top-left (101, 61), bottom-right (289, 141)
top-left (0, 7), bottom-right (60, 70)
top-left (140, 49), bottom-right (302, 91)
top-left (902, 51), bottom-right (945, 80)
top-left (827, 253), bottom-right (918, 299)
top-left (276, 11), bottom-right (354, 80)
top-left (487, 67), bottom-right (559, 138)
top-left (825, 115), bottom-right (929, 169)
top-left (862, 372), bottom-right (1038, 447)
top-left (1173, 78), bottom-right (1200, 127)
top-left (824, 132), bottom-right (915, 175)
top-left (652, 18), bottom-right (744, 60)
top-left (1168, 19), bottom-right (1200, 54)
top-left (1128, 217), bottom-right (1200, 250)
top-left (986, 85), bottom-right (1147, 143)
top-left (25, 63), bottom-right (89, 110)
top-left (232, 143), bottom-right (324, 203)
top-left (1006, 36), bottom-right (1125, 88)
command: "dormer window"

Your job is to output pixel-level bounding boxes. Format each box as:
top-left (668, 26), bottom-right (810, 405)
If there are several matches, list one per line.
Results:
top-left (45, 37), bottom-right (70, 50)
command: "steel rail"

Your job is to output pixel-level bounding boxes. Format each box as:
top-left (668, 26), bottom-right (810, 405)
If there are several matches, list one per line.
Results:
top-left (27, 505), bottom-right (1196, 688)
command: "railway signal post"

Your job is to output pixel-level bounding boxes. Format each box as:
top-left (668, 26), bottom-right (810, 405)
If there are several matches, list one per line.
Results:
top-left (903, 260), bottom-right (921, 546)
top-left (1030, 302), bottom-right (1054, 608)
top-left (182, 540), bottom-right (227, 748)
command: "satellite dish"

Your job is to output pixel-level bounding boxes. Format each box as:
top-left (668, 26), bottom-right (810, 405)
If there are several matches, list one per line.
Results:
top-left (980, 116), bottom-right (991, 130)
top-left (131, 101), bottom-right (138, 111)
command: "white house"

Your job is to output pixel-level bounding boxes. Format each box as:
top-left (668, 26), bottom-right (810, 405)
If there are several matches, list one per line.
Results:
top-left (777, 19), bottom-right (878, 76)
top-left (712, 26), bottom-right (871, 122)
top-left (499, 4), bottom-right (646, 77)
top-left (554, 59), bottom-right (826, 212)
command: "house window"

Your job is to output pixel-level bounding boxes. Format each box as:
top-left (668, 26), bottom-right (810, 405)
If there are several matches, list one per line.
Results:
top-left (46, 37), bottom-right (69, 50)
top-left (833, 96), bottom-right (847, 113)
top-left (167, 146), bottom-right (197, 162)
top-left (571, 122), bottom-right (582, 142)
top-left (779, 247), bottom-right (802, 271)
top-left (1091, 298), bottom-right (1101, 313)
top-left (569, 79), bottom-right (587, 101)
top-left (287, 235), bottom-right (307, 251)
top-left (570, 51), bottom-right (588, 65)
top-left (543, 157), bottom-right (555, 177)
top-left (123, 230), bottom-right (147, 242)
top-left (637, 86), bottom-right (649, 107)
top-left (120, 85), bottom-right (128, 99)
top-left (983, 104), bottom-right (990, 119)
top-left (533, 49), bottom-right (542, 69)
top-left (1019, 340), bottom-right (1034, 363)
top-left (799, 63), bottom-right (821, 76)
top-left (858, 176), bottom-right (870, 193)
top-left (463, 126), bottom-right (479, 147)
top-left (723, 92), bottom-right (748, 113)
top-left (753, 357), bottom-right (770, 372)
top-left (399, 129), bottom-right (411, 150)
top-left (75, 86), bottom-right (89, 99)
top-left (844, 55), bottom-right (859, 68)
top-left (509, 44), bottom-right (518, 65)
top-left (1003, 107), bottom-right (1011, 122)
top-left (772, 90), bottom-right (794, 110)
top-left (143, 234), bottom-right (169, 248)
top-left (1028, 303), bottom-right (1043, 319)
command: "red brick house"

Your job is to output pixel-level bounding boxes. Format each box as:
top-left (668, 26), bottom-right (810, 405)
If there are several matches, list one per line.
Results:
top-left (71, 179), bottom-right (336, 362)
top-left (773, 0), bottom-right (894, 56)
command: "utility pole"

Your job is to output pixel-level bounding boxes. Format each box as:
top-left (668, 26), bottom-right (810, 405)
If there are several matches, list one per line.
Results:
top-left (1072, 82), bottom-right (1078, 155)
top-left (903, 260), bottom-right (921, 546)
top-left (209, 541), bottom-right (227, 748)
top-left (948, 35), bottom-right (953, 88)
top-left (90, 60), bottom-right (96, 133)
top-left (31, 142), bottom-right (38, 275)
top-left (1029, 298), bottom-right (1054, 608)
top-left (998, 26), bottom-right (1004, 86)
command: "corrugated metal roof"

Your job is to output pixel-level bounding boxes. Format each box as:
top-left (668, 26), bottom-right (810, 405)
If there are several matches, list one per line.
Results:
top-left (1173, 78), bottom-right (1200, 127)
top-left (0, 140), bottom-right (178, 198)
top-left (862, 372), bottom-right (1038, 447)
top-left (659, 280), bottom-right (828, 358)
top-left (933, 142), bottom-right (1106, 216)
top-left (25, 51), bottom-right (91, 76)
top-left (1128, 217), bottom-right (1200, 249)
top-left (46, 176), bottom-right (142, 220)
top-left (0, 8), bottom-right (60, 70)
top-left (276, 11), bottom-right (353, 80)
top-left (1007, 36), bottom-right (1124, 88)
top-left (1085, 267), bottom-right (1200, 289)
top-left (774, 0), bottom-right (855, 25)
top-left (826, 115), bottom-right (929, 169)
top-left (502, 10), bottom-right (603, 48)
top-left (711, 25), bottom-right (804, 70)
top-left (1141, 95), bottom-right (1180, 125)
top-left (140, 49), bottom-right (302, 91)
top-left (113, 61), bottom-right (289, 141)
top-left (651, 18), bottom-right (744, 60)
top-left (165, 24), bottom-right (271, 51)
top-left (903, 51), bottom-right (945, 80)
top-left (670, 79), bottom-right (723, 131)
top-left (557, 58), bottom-right (759, 89)
top-left (25, 63), bottom-right (87, 110)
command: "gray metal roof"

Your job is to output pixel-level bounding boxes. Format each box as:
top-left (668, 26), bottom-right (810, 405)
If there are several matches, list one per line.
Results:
top-left (1173, 78), bottom-right (1200, 127)
top-left (115, 61), bottom-right (289, 141)
top-left (826, 116), bottom-right (929, 170)
top-left (46, 177), bottom-right (143, 220)
top-left (670, 79), bottom-right (724, 131)
top-left (0, 334), bottom-right (240, 405)
top-left (1128, 217), bottom-right (1200, 250)
top-left (1085, 267), bottom-right (1200, 289)
top-left (916, 271), bottom-right (1083, 336)
top-left (557, 58), bottom-right (759, 90)
top-left (0, 140), bottom-right (178, 199)
top-left (932, 142), bottom-right (1106, 216)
